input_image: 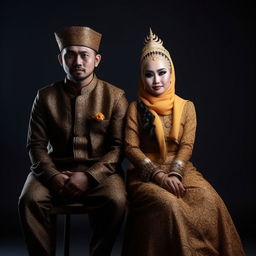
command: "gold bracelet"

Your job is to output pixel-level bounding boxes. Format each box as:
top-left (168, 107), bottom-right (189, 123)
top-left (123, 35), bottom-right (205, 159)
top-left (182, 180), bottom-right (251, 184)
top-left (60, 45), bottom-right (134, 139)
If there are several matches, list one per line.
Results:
top-left (170, 160), bottom-right (185, 176)
top-left (140, 158), bottom-right (157, 182)
top-left (168, 171), bottom-right (183, 181)
top-left (151, 169), bottom-right (165, 180)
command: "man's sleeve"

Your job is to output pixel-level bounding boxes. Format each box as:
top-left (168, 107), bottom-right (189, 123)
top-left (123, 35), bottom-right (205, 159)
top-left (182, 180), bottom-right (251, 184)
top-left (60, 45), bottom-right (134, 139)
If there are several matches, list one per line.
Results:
top-left (27, 91), bottom-right (60, 183)
top-left (85, 92), bottom-right (128, 184)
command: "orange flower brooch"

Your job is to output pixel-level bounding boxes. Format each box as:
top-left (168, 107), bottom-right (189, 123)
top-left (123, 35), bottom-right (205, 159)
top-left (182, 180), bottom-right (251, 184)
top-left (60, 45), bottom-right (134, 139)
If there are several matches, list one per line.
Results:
top-left (92, 112), bottom-right (105, 121)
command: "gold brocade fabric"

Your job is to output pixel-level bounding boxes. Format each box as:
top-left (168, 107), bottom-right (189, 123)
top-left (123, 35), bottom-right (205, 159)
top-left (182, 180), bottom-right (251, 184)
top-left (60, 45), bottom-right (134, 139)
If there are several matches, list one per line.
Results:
top-left (27, 75), bottom-right (128, 184)
top-left (54, 26), bottom-right (102, 52)
top-left (123, 101), bottom-right (245, 256)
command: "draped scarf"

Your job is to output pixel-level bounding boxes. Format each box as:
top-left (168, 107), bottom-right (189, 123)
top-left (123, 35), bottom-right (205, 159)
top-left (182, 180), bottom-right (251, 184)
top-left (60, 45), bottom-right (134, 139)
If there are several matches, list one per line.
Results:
top-left (139, 58), bottom-right (187, 161)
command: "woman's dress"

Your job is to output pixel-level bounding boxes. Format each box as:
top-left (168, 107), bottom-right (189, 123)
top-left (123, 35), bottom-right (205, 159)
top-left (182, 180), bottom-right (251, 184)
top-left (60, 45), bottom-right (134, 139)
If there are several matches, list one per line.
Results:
top-left (122, 101), bottom-right (245, 256)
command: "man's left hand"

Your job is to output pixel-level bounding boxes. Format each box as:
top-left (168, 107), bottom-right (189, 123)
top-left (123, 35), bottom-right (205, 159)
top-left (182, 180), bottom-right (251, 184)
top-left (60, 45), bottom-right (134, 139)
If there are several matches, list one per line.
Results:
top-left (61, 171), bottom-right (90, 197)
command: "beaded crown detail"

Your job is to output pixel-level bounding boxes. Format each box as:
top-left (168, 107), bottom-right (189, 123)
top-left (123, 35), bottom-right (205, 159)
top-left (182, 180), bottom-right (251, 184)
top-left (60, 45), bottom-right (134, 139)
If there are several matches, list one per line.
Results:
top-left (141, 28), bottom-right (171, 67)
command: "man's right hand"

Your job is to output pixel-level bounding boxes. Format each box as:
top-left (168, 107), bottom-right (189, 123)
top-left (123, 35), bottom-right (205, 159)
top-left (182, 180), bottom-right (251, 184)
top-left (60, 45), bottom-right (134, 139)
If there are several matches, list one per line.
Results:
top-left (49, 173), bottom-right (70, 194)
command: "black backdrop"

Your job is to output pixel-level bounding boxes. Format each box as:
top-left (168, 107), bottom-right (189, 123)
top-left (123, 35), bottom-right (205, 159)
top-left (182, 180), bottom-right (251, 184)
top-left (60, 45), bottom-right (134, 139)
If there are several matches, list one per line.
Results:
top-left (1, 0), bottom-right (255, 250)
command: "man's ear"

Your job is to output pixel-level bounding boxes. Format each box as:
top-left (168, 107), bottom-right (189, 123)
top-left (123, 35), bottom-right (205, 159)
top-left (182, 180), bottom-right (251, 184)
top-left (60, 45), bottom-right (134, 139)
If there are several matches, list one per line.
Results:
top-left (94, 54), bottom-right (101, 68)
top-left (58, 54), bottom-right (63, 66)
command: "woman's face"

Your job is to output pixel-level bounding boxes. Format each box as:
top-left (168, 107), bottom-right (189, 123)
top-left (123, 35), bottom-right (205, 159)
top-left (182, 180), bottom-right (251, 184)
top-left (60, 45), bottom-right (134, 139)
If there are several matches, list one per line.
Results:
top-left (142, 58), bottom-right (171, 96)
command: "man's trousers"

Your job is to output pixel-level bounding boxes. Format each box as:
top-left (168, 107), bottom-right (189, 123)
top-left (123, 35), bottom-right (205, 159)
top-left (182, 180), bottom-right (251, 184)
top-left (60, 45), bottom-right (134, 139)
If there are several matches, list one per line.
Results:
top-left (18, 172), bottom-right (126, 256)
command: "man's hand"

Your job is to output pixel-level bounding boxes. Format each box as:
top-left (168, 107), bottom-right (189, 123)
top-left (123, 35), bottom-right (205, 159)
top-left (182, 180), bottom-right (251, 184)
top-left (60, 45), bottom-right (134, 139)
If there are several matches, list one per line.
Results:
top-left (49, 173), bottom-right (69, 194)
top-left (153, 172), bottom-right (185, 198)
top-left (61, 171), bottom-right (91, 198)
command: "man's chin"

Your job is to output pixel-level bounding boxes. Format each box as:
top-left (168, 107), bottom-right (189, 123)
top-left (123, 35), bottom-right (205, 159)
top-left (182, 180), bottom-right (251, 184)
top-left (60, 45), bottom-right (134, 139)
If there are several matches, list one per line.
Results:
top-left (71, 75), bottom-right (87, 82)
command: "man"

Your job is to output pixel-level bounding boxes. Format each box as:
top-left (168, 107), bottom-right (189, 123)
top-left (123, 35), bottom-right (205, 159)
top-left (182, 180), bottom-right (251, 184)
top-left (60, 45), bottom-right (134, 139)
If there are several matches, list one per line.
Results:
top-left (19, 26), bottom-right (128, 256)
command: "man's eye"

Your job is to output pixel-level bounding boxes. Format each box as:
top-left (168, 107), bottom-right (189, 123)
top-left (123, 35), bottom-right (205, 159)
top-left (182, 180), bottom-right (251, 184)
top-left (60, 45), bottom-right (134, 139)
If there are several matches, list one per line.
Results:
top-left (66, 52), bottom-right (74, 57)
top-left (81, 53), bottom-right (89, 58)
top-left (145, 73), bottom-right (153, 78)
top-left (159, 71), bottom-right (167, 76)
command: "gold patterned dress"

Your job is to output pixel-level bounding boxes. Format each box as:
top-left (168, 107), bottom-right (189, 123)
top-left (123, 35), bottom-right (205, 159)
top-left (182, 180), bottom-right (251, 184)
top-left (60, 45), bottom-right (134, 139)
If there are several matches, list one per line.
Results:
top-left (122, 100), bottom-right (245, 256)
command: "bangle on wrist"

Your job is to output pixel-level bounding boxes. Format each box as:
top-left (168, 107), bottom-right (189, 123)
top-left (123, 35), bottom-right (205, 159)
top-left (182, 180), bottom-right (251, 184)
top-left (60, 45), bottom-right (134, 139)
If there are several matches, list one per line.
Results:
top-left (168, 171), bottom-right (183, 181)
top-left (140, 158), bottom-right (158, 182)
top-left (151, 170), bottom-right (165, 180)
top-left (170, 159), bottom-right (185, 176)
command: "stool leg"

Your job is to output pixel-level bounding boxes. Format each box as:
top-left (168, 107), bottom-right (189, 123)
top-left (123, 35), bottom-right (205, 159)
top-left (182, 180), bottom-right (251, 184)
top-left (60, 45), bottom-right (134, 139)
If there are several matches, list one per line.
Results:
top-left (64, 214), bottom-right (70, 256)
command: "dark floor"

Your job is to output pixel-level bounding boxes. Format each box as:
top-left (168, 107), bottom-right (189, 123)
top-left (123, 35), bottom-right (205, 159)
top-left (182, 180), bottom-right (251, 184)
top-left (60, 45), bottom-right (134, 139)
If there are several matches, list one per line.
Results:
top-left (1, 215), bottom-right (255, 256)
top-left (1, 239), bottom-right (256, 256)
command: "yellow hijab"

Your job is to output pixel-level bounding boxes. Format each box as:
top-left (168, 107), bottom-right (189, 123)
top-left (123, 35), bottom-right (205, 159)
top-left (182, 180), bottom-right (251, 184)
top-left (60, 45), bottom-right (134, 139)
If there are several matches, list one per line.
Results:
top-left (139, 57), bottom-right (187, 162)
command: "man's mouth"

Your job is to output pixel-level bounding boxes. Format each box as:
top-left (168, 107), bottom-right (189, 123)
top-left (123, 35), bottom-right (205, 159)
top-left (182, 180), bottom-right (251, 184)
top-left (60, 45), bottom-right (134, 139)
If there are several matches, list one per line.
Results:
top-left (72, 67), bottom-right (85, 72)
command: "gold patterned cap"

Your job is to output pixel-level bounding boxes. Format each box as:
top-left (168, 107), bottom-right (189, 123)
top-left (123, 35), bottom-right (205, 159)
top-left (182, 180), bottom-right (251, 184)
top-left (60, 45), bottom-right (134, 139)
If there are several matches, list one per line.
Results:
top-left (54, 26), bottom-right (102, 52)
top-left (141, 28), bottom-right (171, 68)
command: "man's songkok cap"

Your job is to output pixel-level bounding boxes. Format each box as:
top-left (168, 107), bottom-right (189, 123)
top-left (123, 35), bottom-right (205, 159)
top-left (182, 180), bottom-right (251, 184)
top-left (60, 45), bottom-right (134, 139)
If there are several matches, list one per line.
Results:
top-left (54, 26), bottom-right (102, 52)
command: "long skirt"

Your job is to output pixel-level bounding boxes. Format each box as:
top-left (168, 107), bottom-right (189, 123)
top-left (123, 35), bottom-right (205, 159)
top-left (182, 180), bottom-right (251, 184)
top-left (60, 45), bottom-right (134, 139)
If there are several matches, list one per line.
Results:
top-left (122, 163), bottom-right (245, 256)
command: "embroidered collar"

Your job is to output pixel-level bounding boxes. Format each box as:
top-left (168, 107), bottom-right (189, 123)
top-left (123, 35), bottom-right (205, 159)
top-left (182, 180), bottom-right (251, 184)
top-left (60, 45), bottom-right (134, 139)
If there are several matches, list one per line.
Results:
top-left (63, 75), bottom-right (98, 97)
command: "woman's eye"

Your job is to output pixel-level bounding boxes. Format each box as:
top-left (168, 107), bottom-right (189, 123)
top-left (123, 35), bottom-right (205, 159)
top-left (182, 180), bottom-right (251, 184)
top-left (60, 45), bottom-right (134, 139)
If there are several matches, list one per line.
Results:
top-left (145, 73), bottom-right (153, 78)
top-left (159, 71), bottom-right (167, 76)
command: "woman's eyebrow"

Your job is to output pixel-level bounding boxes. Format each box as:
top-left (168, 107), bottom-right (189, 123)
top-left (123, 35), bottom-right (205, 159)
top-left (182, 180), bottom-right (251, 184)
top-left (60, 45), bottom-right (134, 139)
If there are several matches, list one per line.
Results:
top-left (144, 68), bottom-right (166, 72)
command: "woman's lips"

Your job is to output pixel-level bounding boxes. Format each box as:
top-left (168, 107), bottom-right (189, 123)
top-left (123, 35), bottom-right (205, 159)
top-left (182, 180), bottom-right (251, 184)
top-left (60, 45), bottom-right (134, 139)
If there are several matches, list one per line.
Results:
top-left (152, 86), bottom-right (163, 90)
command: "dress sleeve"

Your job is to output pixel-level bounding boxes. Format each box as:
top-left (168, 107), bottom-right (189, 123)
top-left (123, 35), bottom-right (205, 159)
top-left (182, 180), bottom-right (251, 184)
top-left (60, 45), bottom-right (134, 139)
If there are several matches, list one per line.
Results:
top-left (125, 102), bottom-right (159, 181)
top-left (169, 101), bottom-right (197, 178)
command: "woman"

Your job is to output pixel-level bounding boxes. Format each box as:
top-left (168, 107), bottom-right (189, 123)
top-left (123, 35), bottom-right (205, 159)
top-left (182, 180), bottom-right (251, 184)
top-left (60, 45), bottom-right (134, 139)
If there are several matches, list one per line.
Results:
top-left (122, 29), bottom-right (245, 256)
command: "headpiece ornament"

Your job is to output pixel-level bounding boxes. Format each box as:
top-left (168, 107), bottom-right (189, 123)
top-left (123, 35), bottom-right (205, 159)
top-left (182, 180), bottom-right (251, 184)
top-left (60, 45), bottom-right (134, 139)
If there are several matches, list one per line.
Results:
top-left (141, 28), bottom-right (171, 68)
top-left (55, 26), bottom-right (102, 52)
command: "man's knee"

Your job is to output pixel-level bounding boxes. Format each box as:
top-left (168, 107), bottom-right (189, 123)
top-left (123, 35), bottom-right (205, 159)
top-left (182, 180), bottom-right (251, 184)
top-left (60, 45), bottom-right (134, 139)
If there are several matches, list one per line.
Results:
top-left (103, 175), bottom-right (127, 211)
top-left (109, 189), bottom-right (126, 211)
top-left (18, 188), bottom-right (41, 213)
top-left (18, 174), bottom-right (52, 213)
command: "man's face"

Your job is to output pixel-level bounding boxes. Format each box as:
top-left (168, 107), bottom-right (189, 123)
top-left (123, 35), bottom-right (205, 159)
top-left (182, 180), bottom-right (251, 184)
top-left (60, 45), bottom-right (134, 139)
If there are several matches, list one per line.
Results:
top-left (58, 45), bottom-right (101, 82)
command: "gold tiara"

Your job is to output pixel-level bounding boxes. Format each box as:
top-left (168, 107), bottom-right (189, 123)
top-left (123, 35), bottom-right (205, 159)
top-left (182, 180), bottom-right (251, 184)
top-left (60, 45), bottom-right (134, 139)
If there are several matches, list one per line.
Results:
top-left (141, 28), bottom-right (171, 66)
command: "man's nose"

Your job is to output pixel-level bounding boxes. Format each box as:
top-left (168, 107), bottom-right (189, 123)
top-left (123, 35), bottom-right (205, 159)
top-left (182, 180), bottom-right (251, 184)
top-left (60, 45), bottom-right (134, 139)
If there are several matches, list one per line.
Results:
top-left (74, 55), bottom-right (83, 65)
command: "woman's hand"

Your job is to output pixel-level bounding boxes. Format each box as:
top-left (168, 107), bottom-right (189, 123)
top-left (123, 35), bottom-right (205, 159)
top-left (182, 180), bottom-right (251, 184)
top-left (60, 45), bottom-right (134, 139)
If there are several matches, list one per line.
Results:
top-left (164, 175), bottom-right (185, 198)
top-left (153, 172), bottom-right (186, 198)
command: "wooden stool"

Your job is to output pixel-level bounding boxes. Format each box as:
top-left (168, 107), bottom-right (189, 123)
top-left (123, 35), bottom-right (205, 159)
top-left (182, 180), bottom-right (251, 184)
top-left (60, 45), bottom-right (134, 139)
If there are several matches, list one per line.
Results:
top-left (51, 203), bottom-right (88, 256)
